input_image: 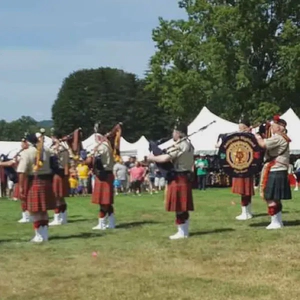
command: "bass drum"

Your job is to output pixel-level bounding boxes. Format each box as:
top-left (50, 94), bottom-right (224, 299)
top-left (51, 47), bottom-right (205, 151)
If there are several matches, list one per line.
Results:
top-left (218, 132), bottom-right (263, 178)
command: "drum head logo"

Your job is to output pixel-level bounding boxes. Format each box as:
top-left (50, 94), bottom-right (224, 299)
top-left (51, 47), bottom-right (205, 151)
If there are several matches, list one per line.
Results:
top-left (218, 132), bottom-right (263, 178)
top-left (226, 141), bottom-right (253, 170)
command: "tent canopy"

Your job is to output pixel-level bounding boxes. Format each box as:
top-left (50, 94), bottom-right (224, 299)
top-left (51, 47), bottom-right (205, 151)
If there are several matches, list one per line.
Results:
top-left (159, 106), bottom-right (238, 154)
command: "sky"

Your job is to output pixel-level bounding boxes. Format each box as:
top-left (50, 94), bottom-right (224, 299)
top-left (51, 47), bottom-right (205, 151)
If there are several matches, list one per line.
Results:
top-left (0, 0), bottom-right (185, 121)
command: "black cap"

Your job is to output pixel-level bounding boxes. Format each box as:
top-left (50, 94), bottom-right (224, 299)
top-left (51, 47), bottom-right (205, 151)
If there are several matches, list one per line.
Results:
top-left (277, 118), bottom-right (287, 127)
top-left (239, 117), bottom-right (251, 127)
top-left (25, 133), bottom-right (38, 145)
top-left (174, 118), bottom-right (188, 135)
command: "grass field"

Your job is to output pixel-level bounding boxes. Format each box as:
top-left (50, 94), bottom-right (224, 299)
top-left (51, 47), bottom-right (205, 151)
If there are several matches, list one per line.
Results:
top-left (1, 189), bottom-right (300, 300)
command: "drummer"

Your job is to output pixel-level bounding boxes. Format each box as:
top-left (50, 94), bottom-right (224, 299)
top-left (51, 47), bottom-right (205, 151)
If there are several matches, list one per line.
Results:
top-left (232, 118), bottom-right (254, 220)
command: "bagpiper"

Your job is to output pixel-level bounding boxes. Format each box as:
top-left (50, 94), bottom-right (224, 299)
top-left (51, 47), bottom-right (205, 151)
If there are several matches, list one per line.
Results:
top-left (86, 123), bottom-right (122, 230)
top-left (49, 128), bottom-right (70, 225)
top-left (232, 118), bottom-right (255, 220)
top-left (17, 132), bottom-right (56, 242)
top-left (147, 120), bottom-right (194, 239)
top-left (255, 115), bottom-right (292, 229)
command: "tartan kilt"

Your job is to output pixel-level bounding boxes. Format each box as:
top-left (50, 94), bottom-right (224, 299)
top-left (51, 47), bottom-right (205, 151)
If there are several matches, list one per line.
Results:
top-left (53, 172), bottom-right (69, 199)
top-left (26, 175), bottom-right (56, 213)
top-left (15, 178), bottom-right (29, 207)
top-left (165, 175), bottom-right (194, 212)
top-left (264, 170), bottom-right (292, 201)
top-left (232, 177), bottom-right (254, 196)
top-left (13, 183), bottom-right (20, 199)
top-left (91, 173), bottom-right (114, 205)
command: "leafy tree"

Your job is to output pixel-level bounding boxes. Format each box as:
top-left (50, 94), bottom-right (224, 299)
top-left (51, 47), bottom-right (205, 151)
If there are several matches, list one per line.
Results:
top-left (147, 0), bottom-right (300, 123)
top-left (52, 68), bottom-right (173, 142)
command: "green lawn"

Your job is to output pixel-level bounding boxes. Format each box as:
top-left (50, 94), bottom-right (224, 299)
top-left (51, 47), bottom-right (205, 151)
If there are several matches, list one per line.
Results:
top-left (1, 189), bottom-right (300, 300)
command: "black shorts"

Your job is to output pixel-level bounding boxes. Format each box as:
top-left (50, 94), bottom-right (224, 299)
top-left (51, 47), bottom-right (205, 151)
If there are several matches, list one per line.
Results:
top-left (131, 180), bottom-right (142, 190)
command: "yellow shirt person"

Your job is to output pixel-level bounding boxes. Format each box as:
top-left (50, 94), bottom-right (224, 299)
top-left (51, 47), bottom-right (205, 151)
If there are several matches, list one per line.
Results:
top-left (76, 160), bottom-right (89, 195)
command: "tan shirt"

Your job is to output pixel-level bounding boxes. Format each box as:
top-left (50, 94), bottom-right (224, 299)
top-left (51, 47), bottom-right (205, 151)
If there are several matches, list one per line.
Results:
top-left (17, 145), bottom-right (52, 175)
top-left (167, 139), bottom-right (194, 172)
top-left (264, 134), bottom-right (289, 171)
top-left (50, 145), bottom-right (69, 169)
top-left (95, 142), bottom-right (114, 171)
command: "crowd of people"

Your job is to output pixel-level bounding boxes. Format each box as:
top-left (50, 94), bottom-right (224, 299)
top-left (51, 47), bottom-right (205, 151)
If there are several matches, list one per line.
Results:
top-left (1, 156), bottom-right (167, 199)
top-left (3, 152), bottom-right (300, 200)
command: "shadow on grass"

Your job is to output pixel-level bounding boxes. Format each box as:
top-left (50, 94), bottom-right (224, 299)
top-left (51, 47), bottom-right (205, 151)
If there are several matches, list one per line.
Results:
top-left (0, 232), bottom-right (102, 244)
top-left (116, 220), bottom-right (160, 229)
top-left (50, 232), bottom-right (102, 240)
top-left (250, 220), bottom-right (300, 228)
top-left (190, 228), bottom-right (234, 236)
top-left (67, 218), bottom-right (95, 223)
top-left (253, 213), bottom-right (268, 217)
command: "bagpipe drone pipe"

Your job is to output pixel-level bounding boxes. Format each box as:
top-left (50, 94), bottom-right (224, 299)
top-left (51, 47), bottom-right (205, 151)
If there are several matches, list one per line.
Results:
top-left (0, 154), bottom-right (18, 183)
top-left (149, 121), bottom-right (216, 180)
top-left (148, 140), bottom-right (175, 180)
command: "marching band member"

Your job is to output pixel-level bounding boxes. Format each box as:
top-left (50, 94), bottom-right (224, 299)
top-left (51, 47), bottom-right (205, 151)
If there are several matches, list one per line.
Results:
top-left (232, 118), bottom-right (254, 220)
top-left (255, 116), bottom-right (291, 229)
top-left (147, 121), bottom-right (194, 240)
top-left (17, 133), bottom-right (56, 242)
top-left (87, 123), bottom-right (122, 230)
top-left (49, 131), bottom-right (70, 226)
top-left (0, 140), bottom-right (31, 223)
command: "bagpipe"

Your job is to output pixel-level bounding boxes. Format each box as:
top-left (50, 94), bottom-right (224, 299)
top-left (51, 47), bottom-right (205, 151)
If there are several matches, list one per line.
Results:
top-left (0, 149), bottom-right (24, 183)
top-left (149, 120), bottom-right (216, 179)
top-left (34, 128), bottom-right (46, 171)
top-left (87, 122), bottom-right (122, 180)
top-left (59, 128), bottom-right (83, 161)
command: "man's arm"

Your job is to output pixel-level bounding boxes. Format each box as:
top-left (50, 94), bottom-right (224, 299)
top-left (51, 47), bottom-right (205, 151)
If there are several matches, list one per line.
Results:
top-left (255, 134), bottom-right (266, 148)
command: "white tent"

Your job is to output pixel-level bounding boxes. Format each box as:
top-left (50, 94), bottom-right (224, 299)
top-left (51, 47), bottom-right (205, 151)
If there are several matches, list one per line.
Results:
top-left (131, 136), bottom-right (149, 159)
top-left (159, 106), bottom-right (238, 154)
top-left (276, 108), bottom-right (300, 154)
top-left (82, 134), bottom-right (148, 157)
top-left (0, 141), bottom-right (22, 158)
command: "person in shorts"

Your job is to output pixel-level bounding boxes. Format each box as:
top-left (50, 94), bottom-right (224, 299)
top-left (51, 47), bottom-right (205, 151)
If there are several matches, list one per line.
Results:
top-left (154, 170), bottom-right (165, 191)
top-left (76, 159), bottom-right (89, 196)
top-left (113, 160), bottom-right (128, 195)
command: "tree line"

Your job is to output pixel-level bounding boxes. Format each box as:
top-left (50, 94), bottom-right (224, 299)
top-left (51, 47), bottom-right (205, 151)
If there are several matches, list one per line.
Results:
top-left (0, 117), bottom-right (53, 141)
top-left (2, 1), bottom-right (300, 142)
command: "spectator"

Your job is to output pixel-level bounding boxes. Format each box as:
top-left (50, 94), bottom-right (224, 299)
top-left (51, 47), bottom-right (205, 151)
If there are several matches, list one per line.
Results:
top-left (7, 179), bottom-right (14, 199)
top-left (154, 169), bottom-right (165, 191)
top-left (76, 158), bottom-right (89, 196)
top-left (195, 153), bottom-right (209, 190)
top-left (125, 156), bottom-right (136, 169)
top-left (129, 161), bottom-right (146, 195)
top-left (294, 156), bottom-right (300, 191)
top-left (69, 173), bottom-right (78, 197)
top-left (113, 160), bottom-right (128, 195)
top-left (147, 162), bottom-right (156, 194)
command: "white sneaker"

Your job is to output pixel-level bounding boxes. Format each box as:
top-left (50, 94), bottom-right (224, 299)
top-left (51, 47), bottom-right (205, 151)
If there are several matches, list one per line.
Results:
top-left (49, 213), bottom-right (63, 226)
top-left (40, 226), bottom-right (49, 241)
top-left (18, 212), bottom-right (30, 223)
top-left (30, 228), bottom-right (44, 243)
top-left (294, 187), bottom-right (298, 191)
top-left (169, 224), bottom-right (188, 240)
top-left (106, 214), bottom-right (116, 229)
top-left (266, 213), bottom-right (283, 230)
top-left (92, 218), bottom-right (107, 230)
top-left (236, 205), bottom-right (253, 220)
top-left (61, 211), bottom-right (68, 224)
